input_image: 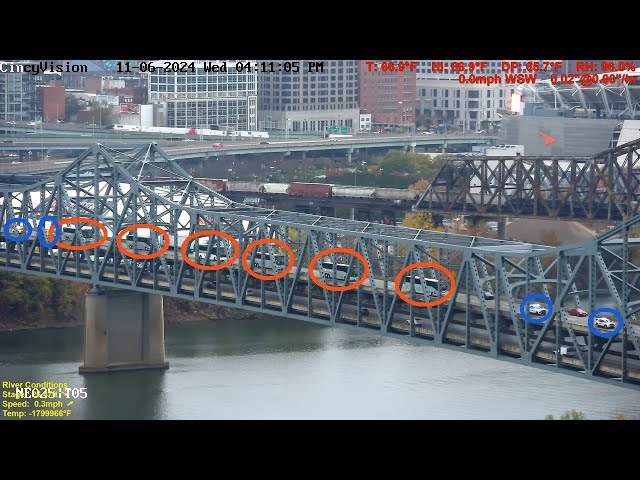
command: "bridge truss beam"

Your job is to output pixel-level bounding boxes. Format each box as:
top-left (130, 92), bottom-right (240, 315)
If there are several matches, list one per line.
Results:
top-left (415, 138), bottom-right (640, 221)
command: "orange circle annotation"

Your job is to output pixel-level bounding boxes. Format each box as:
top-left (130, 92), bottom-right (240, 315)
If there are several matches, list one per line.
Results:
top-left (307, 247), bottom-right (369, 292)
top-left (394, 262), bottom-right (455, 307)
top-left (242, 238), bottom-right (294, 281)
top-left (47, 217), bottom-right (108, 251)
top-left (116, 223), bottom-right (170, 260)
top-left (180, 230), bottom-right (240, 271)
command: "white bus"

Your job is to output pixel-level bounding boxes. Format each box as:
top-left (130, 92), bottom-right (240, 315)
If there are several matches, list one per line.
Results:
top-left (319, 262), bottom-right (360, 283)
top-left (401, 275), bottom-right (445, 298)
top-left (252, 252), bottom-right (285, 271)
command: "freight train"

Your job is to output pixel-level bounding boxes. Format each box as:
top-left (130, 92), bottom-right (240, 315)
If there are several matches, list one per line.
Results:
top-left (196, 179), bottom-right (421, 202)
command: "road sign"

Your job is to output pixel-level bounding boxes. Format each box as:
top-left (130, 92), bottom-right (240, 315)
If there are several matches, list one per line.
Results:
top-left (341, 126), bottom-right (348, 134)
top-left (328, 126), bottom-right (337, 133)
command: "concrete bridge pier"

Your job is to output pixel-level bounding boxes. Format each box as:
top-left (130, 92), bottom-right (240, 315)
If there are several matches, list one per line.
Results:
top-left (497, 218), bottom-right (506, 239)
top-left (79, 287), bottom-right (169, 373)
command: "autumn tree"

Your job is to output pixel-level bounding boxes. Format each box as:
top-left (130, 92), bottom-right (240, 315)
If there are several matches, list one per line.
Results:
top-left (544, 409), bottom-right (586, 420)
top-left (401, 211), bottom-right (444, 231)
top-left (408, 179), bottom-right (430, 191)
top-left (0, 272), bottom-right (88, 327)
top-left (397, 211), bottom-right (446, 261)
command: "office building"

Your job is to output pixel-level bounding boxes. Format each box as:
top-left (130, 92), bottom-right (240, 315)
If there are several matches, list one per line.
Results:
top-left (148, 60), bottom-right (257, 131)
top-left (0, 61), bottom-right (39, 121)
top-left (258, 60), bottom-right (359, 134)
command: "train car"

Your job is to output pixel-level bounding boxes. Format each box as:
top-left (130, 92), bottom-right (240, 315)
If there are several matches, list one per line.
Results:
top-left (374, 188), bottom-right (420, 202)
top-left (196, 178), bottom-right (227, 193)
top-left (332, 186), bottom-right (376, 199)
top-left (287, 182), bottom-right (332, 197)
top-left (226, 181), bottom-right (263, 193)
top-left (260, 183), bottom-right (290, 194)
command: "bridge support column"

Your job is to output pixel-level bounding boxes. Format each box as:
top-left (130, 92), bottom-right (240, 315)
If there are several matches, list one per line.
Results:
top-left (79, 288), bottom-right (169, 373)
top-left (497, 218), bottom-right (506, 239)
top-left (347, 151), bottom-right (352, 163)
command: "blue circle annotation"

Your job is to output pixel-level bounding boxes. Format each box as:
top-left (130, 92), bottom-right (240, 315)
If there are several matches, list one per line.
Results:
top-left (587, 308), bottom-right (624, 338)
top-left (3, 218), bottom-right (33, 243)
top-left (37, 216), bottom-right (60, 249)
top-left (520, 293), bottom-right (553, 324)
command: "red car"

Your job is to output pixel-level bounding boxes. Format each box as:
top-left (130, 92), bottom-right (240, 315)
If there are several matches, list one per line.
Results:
top-left (211, 143), bottom-right (223, 148)
top-left (566, 308), bottom-right (588, 317)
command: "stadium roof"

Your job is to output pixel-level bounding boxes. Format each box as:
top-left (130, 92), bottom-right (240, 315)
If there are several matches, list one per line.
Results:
top-left (520, 71), bottom-right (640, 119)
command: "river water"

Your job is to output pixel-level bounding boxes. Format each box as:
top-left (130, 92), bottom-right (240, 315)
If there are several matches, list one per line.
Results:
top-left (1, 316), bottom-right (639, 420)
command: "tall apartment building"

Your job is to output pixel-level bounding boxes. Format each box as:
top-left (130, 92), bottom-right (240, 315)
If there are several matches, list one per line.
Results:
top-left (258, 60), bottom-right (359, 134)
top-left (359, 60), bottom-right (416, 130)
top-left (148, 60), bottom-right (258, 131)
top-left (415, 60), bottom-right (519, 131)
top-left (0, 61), bottom-right (39, 121)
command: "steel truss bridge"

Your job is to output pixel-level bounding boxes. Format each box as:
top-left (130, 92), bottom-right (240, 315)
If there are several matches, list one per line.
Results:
top-left (415, 138), bottom-right (640, 221)
top-left (1, 143), bottom-right (640, 389)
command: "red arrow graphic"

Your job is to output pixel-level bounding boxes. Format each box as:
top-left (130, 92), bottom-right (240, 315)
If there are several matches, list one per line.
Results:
top-left (538, 131), bottom-right (556, 145)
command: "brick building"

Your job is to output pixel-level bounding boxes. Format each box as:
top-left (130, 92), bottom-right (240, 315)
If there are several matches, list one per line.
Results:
top-left (40, 80), bottom-right (65, 122)
top-left (359, 60), bottom-right (416, 130)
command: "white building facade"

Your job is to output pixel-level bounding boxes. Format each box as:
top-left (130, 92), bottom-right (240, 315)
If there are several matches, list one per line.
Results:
top-left (415, 60), bottom-right (519, 132)
top-left (148, 60), bottom-right (258, 131)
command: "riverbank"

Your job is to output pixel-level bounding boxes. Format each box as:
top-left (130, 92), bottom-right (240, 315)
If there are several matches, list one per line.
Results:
top-left (0, 302), bottom-right (258, 333)
top-left (0, 317), bottom-right (84, 333)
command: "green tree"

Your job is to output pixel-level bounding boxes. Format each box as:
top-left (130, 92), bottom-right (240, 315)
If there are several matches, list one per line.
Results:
top-left (88, 104), bottom-right (114, 126)
top-left (379, 151), bottom-right (414, 175)
top-left (64, 96), bottom-right (81, 121)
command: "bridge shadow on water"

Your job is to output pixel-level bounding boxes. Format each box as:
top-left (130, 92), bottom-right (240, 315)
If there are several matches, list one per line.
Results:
top-left (166, 315), bottom-right (389, 358)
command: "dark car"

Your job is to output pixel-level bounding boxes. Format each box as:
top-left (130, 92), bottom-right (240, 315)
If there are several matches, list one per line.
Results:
top-left (566, 307), bottom-right (588, 317)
